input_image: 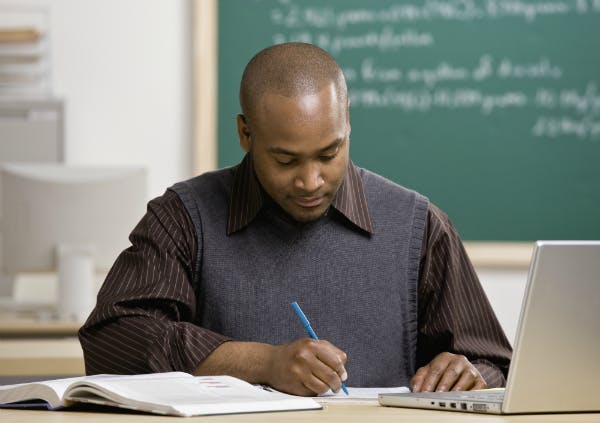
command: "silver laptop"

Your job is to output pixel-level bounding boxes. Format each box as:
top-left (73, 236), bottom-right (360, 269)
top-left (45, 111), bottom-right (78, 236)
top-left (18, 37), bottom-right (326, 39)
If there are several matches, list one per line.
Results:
top-left (379, 241), bottom-right (600, 414)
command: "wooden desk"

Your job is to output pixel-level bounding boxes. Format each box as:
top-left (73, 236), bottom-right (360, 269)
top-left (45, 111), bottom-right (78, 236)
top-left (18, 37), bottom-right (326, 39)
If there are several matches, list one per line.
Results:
top-left (0, 318), bottom-right (80, 338)
top-left (0, 338), bottom-right (84, 376)
top-left (1, 403), bottom-right (599, 423)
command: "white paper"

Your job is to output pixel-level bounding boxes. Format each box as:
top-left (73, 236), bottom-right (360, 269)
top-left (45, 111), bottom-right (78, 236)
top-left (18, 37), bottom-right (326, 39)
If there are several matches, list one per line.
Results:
top-left (256, 385), bottom-right (410, 404)
top-left (317, 386), bottom-right (410, 402)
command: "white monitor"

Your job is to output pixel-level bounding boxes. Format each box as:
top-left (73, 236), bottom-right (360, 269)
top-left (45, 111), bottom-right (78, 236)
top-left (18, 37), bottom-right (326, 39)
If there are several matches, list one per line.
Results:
top-left (0, 99), bottom-right (64, 296)
top-left (1, 163), bottom-right (146, 320)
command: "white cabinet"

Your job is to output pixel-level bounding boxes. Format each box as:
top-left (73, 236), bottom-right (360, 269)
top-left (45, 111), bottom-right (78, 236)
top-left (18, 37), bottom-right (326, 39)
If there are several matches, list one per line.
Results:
top-left (0, 98), bottom-right (63, 162)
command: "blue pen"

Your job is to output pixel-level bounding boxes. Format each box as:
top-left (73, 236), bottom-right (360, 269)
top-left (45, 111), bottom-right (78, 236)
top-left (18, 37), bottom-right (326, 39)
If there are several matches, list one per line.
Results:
top-left (291, 301), bottom-right (349, 395)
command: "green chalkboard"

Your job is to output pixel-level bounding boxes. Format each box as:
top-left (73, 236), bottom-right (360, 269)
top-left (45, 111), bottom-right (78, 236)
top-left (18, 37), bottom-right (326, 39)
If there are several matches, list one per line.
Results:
top-left (218, 0), bottom-right (600, 241)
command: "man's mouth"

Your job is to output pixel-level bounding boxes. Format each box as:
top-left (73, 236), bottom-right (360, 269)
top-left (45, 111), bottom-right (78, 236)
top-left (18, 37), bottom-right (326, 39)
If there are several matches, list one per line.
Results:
top-left (293, 196), bottom-right (324, 208)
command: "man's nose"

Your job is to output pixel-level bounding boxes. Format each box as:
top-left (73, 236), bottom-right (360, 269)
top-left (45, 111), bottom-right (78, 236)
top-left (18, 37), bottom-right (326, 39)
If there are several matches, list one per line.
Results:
top-left (294, 162), bottom-right (324, 192)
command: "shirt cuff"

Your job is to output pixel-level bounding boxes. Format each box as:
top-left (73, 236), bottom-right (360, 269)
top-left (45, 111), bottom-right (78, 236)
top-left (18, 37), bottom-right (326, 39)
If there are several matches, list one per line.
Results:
top-left (472, 359), bottom-right (507, 388)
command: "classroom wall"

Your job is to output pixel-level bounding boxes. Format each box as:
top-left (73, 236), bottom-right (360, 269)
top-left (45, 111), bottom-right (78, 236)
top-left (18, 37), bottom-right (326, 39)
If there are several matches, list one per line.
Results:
top-left (0, 0), bottom-right (193, 199)
top-left (477, 267), bottom-right (528, 345)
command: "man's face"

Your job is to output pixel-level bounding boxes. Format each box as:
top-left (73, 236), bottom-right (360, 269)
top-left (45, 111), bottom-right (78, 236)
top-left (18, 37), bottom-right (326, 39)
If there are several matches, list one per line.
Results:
top-left (238, 83), bottom-right (350, 223)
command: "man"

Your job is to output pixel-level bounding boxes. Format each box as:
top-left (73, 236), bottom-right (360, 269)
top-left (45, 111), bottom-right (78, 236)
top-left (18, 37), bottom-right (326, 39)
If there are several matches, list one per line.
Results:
top-left (79, 43), bottom-right (511, 396)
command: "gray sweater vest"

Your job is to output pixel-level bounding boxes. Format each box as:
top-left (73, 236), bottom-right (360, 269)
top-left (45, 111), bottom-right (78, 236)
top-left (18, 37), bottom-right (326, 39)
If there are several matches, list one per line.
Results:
top-left (171, 165), bottom-right (428, 387)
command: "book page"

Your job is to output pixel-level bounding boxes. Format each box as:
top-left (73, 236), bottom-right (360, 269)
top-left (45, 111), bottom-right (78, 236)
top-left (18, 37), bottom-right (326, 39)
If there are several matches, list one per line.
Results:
top-left (0, 376), bottom-right (87, 409)
top-left (65, 374), bottom-right (320, 416)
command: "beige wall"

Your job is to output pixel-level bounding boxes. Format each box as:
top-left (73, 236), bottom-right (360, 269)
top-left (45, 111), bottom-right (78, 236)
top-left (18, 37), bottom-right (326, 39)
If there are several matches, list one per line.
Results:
top-left (0, 0), bottom-right (193, 199)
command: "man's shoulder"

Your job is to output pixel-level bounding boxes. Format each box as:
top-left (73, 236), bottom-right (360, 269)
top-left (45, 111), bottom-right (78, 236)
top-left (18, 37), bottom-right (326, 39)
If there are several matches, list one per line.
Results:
top-left (169, 165), bottom-right (238, 198)
top-left (358, 168), bottom-right (456, 229)
top-left (357, 166), bottom-right (428, 202)
top-left (180, 165), bottom-right (238, 187)
top-left (427, 202), bottom-right (452, 227)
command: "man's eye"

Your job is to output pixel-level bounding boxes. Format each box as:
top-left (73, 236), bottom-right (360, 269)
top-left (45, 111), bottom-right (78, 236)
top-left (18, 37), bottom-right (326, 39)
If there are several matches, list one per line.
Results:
top-left (320, 152), bottom-right (338, 162)
top-left (275, 158), bottom-right (294, 166)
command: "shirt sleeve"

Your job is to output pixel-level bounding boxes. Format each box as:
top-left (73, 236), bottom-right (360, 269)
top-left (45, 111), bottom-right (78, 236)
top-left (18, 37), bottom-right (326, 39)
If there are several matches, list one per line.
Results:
top-left (417, 203), bottom-right (513, 387)
top-left (78, 190), bottom-right (230, 375)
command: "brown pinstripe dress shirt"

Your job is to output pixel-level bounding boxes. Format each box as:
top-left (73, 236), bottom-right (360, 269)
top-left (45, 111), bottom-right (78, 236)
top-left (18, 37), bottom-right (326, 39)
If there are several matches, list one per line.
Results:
top-left (79, 159), bottom-right (512, 387)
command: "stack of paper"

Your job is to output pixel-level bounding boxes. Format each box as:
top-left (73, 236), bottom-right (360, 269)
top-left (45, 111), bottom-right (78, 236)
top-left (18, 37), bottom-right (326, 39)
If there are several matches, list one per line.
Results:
top-left (0, 7), bottom-right (50, 97)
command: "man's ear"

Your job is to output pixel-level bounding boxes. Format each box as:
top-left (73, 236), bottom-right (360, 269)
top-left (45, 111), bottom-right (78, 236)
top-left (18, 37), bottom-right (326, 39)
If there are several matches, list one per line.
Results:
top-left (237, 114), bottom-right (252, 153)
top-left (346, 98), bottom-right (352, 138)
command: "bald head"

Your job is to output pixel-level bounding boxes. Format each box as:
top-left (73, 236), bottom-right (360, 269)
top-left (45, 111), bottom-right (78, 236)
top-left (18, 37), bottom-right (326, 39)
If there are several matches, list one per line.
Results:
top-left (240, 43), bottom-right (347, 123)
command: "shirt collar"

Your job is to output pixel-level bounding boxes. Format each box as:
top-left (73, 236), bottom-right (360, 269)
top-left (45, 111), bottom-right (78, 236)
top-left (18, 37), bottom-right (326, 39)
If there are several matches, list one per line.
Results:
top-left (227, 153), bottom-right (374, 235)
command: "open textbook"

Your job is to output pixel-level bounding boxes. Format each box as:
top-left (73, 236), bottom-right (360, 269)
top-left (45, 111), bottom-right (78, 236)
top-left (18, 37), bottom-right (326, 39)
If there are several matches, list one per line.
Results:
top-left (0, 372), bottom-right (321, 417)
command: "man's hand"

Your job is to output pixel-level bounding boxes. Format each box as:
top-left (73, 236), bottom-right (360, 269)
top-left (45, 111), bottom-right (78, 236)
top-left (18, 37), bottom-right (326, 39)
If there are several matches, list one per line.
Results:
top-left (194, 339), bottom-right (347, 396)
top-left (411, 352), bottom-right (487, 392)
top-left (265, 338), bottom-right (348, 396)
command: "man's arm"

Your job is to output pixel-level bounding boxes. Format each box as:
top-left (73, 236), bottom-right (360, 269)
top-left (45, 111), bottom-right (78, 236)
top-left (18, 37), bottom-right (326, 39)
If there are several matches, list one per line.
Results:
top-left (413, 204), bottom-right (512, 392)
top-left (78, 190), bottom-right (230, 374)
top-left (78, 190), bottom-right (347, 395)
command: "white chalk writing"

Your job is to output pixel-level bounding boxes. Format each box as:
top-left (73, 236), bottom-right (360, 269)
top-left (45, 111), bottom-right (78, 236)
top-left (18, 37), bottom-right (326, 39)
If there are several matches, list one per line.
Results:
top-left (532, 116), bottom-right (600, 139)
top-left (273, 27), bottom-right (434, 54)
top-left (346, 56), bottom-right (563, 87)
top-left (265, 0), bottom-right (600, 140)
top-left (270, 0), bottom-right (597, 29)
top-left (349, 88), bottom-right (528, 115)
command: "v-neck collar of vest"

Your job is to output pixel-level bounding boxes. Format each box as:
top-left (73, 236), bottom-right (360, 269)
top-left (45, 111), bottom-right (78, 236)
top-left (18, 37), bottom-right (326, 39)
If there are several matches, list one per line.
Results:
top-left (227, 153), bottom-right (374, 236)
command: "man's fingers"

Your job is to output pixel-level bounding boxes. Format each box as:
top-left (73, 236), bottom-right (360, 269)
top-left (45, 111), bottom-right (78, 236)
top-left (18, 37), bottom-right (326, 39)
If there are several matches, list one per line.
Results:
top-left (313, 344), bottom-right (346, 393)
top-left (448, 366), bottom-right (477, 391)
top-left (310, 362), bottom-right (343, 394)
top-left (412, 353), bottom-right (488, 392)
top-left (411, 366), bottom-right (429, 392)
top-left (412, 359), bottom-right (449, 392)
top-left (313, 341), bottom-right (347, 392)
top-left (450, 369), bottom-right (487, 392)
top-left (472, 377), bottom-right (487, 390)
top-left (301, 372), bottom-right (332, 396)
top-left (420, 365), bottom-right (447, 392)
top-left (435, 363), bottom-right (463, 392)
top-left (318, 340), bottom-right (348, 366)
